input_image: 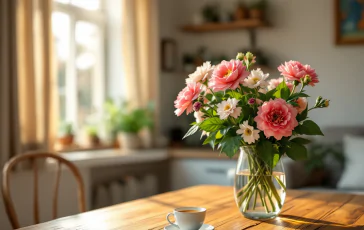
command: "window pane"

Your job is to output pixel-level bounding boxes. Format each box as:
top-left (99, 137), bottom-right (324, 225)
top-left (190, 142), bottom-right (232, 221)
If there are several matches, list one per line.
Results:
top-left (52, 12), bottom-right (70, 122)
top-left (75, 21), bottom-right (100, 127)
top-left (71, 0), bottom-right (100, 10)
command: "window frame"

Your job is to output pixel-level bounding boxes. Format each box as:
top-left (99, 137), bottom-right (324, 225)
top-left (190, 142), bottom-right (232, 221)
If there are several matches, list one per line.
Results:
top-left (53, 1), bottom-right (107, 132)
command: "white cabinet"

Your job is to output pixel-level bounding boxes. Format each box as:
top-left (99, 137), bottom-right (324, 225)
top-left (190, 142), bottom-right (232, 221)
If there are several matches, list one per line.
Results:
top-left (171, 158), bottom-right (237, 190)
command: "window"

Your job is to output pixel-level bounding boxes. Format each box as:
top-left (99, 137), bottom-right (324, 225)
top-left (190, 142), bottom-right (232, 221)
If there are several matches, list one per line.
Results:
top-left (52, 0), bottom-right (105, 132)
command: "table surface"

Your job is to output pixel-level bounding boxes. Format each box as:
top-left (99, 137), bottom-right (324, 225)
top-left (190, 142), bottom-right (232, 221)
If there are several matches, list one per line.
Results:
top-left (19, 185), bottom-right (364, 230)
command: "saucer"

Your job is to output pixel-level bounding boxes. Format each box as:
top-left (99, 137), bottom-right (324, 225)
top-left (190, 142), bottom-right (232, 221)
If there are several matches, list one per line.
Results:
top-left (164, 223), bottom-right (214, 230)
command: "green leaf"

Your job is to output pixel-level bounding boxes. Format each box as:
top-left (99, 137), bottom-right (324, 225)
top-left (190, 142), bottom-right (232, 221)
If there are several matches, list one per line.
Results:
top-left (256, 140), bottom-right (274, 168)
top-left (183, 125), bottom-right (199, 139)
top-left (220, 135), bottom-right (242, 158)
top-left (203, 131), bottom-right (218, 149)
top-left (272, 153), bottom-right (280, 168)
top-left (296, 105), bottom-right (308, 122)
top-left (289, 92), bottom-right (310, 100)
top-left (227, 91), bottom-right (243, 100)
top-left (286, 141), bottom-right (308, 160)
top-left (273, 80), bottom-right (290, 100)
top-left (291, 137), bottom-right (311, 145)
top-left (199, 117), bottom-right (226, 132)
top-left (295, 120), bottom-right (324, 136)
top-left (213, 92), bottom-right (224, 103)
top-left (265, 88), bottom-right (276, 100)
top-left (205, 94), bottom-right (213, 101)
top-left (240, 85), bottom-right (253, 93)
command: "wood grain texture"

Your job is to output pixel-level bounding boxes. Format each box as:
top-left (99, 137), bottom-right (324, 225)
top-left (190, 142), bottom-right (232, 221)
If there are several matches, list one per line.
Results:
top-left (18, 185), bottom-right (364, 230)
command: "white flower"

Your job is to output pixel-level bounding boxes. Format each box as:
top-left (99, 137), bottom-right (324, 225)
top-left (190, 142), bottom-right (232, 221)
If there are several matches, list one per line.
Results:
top-left (186, 61), bottom-right (215, 83)
top-left (243, 68), bottom-right (269, 89)
top-left (194, 111), bottom-right (204, 123)
top-left (216, 98), bottom-right (242, 120)
top-left (236, 121), bottom-right (260, 144)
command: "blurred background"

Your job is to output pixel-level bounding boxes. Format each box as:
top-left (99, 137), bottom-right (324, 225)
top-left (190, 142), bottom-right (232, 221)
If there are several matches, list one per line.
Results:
top-left (1, 0), bottom-right (364, 229)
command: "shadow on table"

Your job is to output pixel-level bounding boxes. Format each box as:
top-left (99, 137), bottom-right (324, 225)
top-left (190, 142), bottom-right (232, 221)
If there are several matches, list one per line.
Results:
top-left (263, 214), bottom-right (363, 229)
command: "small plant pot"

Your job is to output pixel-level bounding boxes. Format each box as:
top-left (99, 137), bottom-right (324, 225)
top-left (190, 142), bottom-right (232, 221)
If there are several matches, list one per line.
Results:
top-left (118, 132), bottom-right (141, 150)
top-left (234, 6), bottom-right (247, 21)
top-left (249, 9), bottom-right (264, 20)
top-left (87, 135), bottom-right (100, 147)
top-left (58, 135), bottom-right (74, 146)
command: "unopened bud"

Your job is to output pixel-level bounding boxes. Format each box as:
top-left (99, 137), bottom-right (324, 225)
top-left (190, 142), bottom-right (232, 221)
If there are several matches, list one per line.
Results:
top-left (236, 52), bottom-right (244, 61)
top-left (245, 52), bottom-right (254, 62)
top-left (303, 75), bottom-right (312, 85)
top-left (324, 100), bottom-right (329, 108)
top-left (248, 98), bottom-right (256, 105)
top-left (316, 96), bottom-right (322, 105)
top-left (193, 102), bottom-right (202, 112)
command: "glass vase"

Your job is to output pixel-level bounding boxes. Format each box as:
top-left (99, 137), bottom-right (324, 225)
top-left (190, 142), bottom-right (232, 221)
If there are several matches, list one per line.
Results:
top-left (234, 146), bottom-right (286, 220)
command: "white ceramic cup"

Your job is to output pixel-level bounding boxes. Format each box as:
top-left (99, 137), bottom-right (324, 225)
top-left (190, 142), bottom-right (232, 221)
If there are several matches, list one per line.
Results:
top-left (166, 207), bottom-right (206, 230)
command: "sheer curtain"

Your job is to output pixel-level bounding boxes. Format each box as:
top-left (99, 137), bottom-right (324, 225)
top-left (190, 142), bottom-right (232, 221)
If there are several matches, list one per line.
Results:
top-left (16, 0), bottom-right (57, 152)
top-left (0, 0), bottom-right (56, 167)
top-left (0, 0), bottom-right (21, 167)
top-left (121, 0), bottom-right (160, 138)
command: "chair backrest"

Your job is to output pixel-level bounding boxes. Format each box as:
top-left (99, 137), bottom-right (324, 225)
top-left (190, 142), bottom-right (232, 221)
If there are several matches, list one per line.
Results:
top-left (2, 152), bottom-right (86, 229)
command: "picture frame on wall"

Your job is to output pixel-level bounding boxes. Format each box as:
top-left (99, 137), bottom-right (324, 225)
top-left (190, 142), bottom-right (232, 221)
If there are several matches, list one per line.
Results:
top-left (161, 38), bottom-right (177, 71)
top-left (335, 0), bottom-right (364, 45)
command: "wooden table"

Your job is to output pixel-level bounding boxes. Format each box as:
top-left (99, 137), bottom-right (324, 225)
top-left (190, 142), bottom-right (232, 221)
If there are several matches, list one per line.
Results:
top-left (19, 185), bottom-right (364, 230)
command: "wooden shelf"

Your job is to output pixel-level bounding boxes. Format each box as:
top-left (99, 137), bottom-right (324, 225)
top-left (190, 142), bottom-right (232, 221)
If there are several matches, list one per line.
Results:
top-left (182, 20), bottom-right (269, 33)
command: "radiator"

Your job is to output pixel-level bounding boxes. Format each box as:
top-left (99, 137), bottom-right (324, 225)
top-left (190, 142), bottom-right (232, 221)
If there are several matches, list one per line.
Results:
top-left (93, 174), bottom-right (158, 209)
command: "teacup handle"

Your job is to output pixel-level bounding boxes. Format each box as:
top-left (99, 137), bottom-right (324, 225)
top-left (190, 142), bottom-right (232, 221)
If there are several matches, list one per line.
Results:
top-left (166, 212), bottom-right (179, 228)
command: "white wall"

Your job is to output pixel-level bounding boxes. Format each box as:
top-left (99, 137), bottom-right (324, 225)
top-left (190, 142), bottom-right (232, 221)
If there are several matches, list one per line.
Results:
top-left (158, 0), bottom-right (364, 136)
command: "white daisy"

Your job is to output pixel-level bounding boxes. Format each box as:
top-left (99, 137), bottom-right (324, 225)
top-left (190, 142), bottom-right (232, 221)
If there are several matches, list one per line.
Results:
top-left (236, 121), bottom-right (260, 144)
top-left (216, 98), bottom-right (242, 120)
top-left (186, 61), bottom-right (215, 83)
top-left (243, 68), bottom-right (269, 89)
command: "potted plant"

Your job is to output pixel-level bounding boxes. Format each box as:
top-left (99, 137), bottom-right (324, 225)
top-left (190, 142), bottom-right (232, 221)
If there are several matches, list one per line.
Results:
top-left (84, 125), bottom-right (100, 147)
top-left (234, 1), bottom-right (248, 21)
top-left (103, 99), bottom-right (123, 146)
top-left (249, 0), bottom-right (267, 20)
top-left (117, 102), bottom-right (154, 150)
top-left (57, 122), bottom-right (74, 146)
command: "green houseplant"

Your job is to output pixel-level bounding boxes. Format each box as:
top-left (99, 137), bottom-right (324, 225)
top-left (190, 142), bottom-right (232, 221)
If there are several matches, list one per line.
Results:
top-left (57, 122), bottom-right (74, 146)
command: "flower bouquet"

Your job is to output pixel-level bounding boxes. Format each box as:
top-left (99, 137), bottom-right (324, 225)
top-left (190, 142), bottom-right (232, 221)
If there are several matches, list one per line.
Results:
top-left (174, 52), bottom-right (329, 219)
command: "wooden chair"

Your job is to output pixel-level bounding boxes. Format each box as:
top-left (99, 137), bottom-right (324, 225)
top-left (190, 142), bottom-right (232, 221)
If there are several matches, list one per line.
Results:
top-left (2, 152), bottom-right (86, 229)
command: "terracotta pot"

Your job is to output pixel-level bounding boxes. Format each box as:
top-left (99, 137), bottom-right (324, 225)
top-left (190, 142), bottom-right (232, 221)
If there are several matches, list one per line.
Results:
top-left (87, 135), bottom-right (100, 147)
top-left (117, 132), bottom-right (141, 149)
top-left (249, 9), bottom-right (264, 20)
top-left (58, 135), bottom-right (74, 146)
top-left (234, 6), bottom-right (247, 21)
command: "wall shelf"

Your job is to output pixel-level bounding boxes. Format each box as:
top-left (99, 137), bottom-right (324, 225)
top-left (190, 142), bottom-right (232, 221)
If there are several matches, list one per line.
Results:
top-left (181, 20), bottom-right (269, 33)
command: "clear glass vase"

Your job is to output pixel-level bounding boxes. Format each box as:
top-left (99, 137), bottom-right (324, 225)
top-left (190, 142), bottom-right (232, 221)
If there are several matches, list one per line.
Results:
top-left (234, 146), bottom-right (286, 220)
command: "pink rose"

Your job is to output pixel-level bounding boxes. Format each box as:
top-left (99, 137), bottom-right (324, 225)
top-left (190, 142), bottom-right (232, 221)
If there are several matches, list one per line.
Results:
top-left (254, 98), bottom-right (298, 140)
top-left (267, 77), bottom-right (294, 91)
top-left (174, 82), bottom-right (202, 116)
top-left (277, 60), bottom-right (307, 82)
top-left (303, 65), bottom-right (319, 86)
top-left (295, 97), bottom-right (308, 114)
top-left (208, 60), bottom-right (249, 91)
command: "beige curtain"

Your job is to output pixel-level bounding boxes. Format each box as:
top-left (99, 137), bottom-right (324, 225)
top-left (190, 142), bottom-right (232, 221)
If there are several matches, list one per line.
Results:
top-left (0, 0), bottom-right (21, 167)
top-left (16, 0), bottom-right (57, 151)
top-left (121, 0), bottom-right (160, 137)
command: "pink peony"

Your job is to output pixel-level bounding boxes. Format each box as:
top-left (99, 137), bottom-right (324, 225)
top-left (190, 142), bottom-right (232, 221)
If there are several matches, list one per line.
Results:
top-left (208, 60), bottom-right (249, 91)
top-left (267, 77), bottom-right (294, 91)
top-left (278, 61), bottom-right (319, 86)
top-left (277, 61), bottom-right (306, 82)
top-left (295, 97), bottom-right (307, 114)
top-left (254, 98), bottom-right (298, 140)
top-left (174, 82), bottom-right (202, 116)
top-left (302, 65), bottom-right (319, 86)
